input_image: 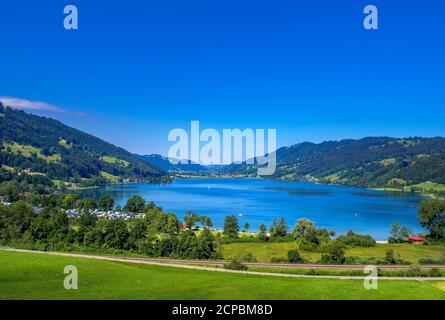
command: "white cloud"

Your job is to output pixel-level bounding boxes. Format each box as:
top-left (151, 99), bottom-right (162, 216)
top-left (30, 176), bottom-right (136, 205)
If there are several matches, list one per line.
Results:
top-left (0, 96), bottom-right (88, 117)
top-left (0, 96), bottom-right (65, 112)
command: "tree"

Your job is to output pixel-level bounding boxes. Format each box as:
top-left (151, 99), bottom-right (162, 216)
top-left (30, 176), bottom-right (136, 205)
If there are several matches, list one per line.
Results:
top-left (104, 219), bottom-right (130, 249)
top-left (30, 209), bottom-right (52, 241)
top-left (49, 209), bottom-right (69, 242)
top-left (292, 218), bottom-right (316, 242)
top-left (389, 222), bottom-right (411, 243)
top-left (184, 210), bottom-right (199, 230)
top-left (258, 224), bottom-right (268, 241)
top-left (242, 222), bottom-right (250, 233)
top-left (80, 198), bottom-right (97, 212)
top-left (128, 219), bottom-right (148, 249)
top-left (418, 199), bottom-right (445, 240)
top-left (99, 195), bottom-right (115, 211)
top-left (269, 217), bottom-right (288, 237)
top-left (196, 229), bottom-right (217, 259)
top-left (176, 230), bottom-right (198, 258)
top-left (7, 201), bottom-right (36, 239)
top-left (223, 215), bottom-right (239, 238)
top-left (124, 195), bottom-right (145, 213)
top-left (60, 194), bottom-right (78, 210)
top-left (198, 215), bottom-right (213, 229)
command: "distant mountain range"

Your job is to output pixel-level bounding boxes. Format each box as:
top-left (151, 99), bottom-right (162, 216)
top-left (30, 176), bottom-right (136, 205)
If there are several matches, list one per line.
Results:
top-left (220, 137), bottom-right (445, 191)
top-left (139, 154), bottom-right (210, 173)
top-left (0, 103), bottom-right (165, 184)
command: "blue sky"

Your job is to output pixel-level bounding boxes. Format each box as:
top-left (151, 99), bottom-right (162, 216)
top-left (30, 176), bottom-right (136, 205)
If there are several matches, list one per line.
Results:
top-left (0, 0), bottom-right (444, 155)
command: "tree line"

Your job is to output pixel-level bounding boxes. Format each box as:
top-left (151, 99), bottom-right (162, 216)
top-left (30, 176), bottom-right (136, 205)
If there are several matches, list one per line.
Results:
top-left (0, 194), bottom-right (221, 260)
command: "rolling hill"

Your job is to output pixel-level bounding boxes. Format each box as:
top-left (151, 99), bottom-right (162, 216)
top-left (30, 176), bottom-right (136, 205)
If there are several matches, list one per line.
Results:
top-left (139, 154), bottom-right (210, 173)
top-left (0, 103), bottom-right (165, 185)
top-left (220, 137), bottom-right (445, 192)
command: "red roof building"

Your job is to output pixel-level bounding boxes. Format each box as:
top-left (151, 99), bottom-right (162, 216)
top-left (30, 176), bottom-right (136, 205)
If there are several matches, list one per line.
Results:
top-left (409, 236), bottom-right (425, 242)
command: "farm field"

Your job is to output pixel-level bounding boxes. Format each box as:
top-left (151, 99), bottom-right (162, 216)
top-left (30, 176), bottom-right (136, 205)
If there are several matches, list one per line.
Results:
top-left (1, 250), bottom-right (445, 300)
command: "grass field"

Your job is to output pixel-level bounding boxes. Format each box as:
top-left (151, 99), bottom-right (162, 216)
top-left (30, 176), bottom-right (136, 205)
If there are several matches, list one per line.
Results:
top-left (222, 242), bottom-right (445, 263)
top-left (100, 171), bottom-right (121, 182)
top-left (100, 156), bottom-right (129, 167)
top-left (3, 142), bottom-right (60, 162)
top-left (58, 138), bottom-right (72, 149)
top-left (1, 251), bottom-right (445, 300)
top-left (411, 182), bottom-right (445, 193)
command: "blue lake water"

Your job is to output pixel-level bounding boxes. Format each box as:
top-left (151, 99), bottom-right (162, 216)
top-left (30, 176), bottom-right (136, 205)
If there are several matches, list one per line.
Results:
top-left (86, 178), bottom-right (426, 240)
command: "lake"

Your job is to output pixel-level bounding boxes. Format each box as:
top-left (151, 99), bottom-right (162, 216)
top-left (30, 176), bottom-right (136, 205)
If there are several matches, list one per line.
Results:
top-left (83, 178), bottom-right (426, 240)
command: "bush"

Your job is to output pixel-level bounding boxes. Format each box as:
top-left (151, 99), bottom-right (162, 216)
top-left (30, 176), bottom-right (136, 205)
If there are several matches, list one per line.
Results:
top-left (385, 249), bottom-right (398, 264)
top-left (287, 249), bottom-right (305, 263)
top-left (239, 252), bottom-right (257, 262)
top-left (224, 258), bottom-right (248, 271)
top-left (270, 256), bottom-right (288, 263)
top-left (305, 269), bottom-right (319, 275)
top-left (336, 230), bottom-right (376, 247)
top-left (428, 268), bottom-right (442, 277)
top-left (418, 257), bottom-right (445, 265)
top-left (299, 242), bottom-right (320, 252)
top-left (320, 241), bottom-right (346, 264)
top-left (345, 255), bottom-right (411, 265)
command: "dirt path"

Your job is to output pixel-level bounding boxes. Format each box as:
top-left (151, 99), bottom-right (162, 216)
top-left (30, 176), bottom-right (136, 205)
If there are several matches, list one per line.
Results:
top-left (2, 248), bottom-right (445, 281)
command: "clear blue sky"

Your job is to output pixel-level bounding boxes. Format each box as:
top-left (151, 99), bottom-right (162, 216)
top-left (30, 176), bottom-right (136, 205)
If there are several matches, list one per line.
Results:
top-left (0, 0), bottom-right (444, 155)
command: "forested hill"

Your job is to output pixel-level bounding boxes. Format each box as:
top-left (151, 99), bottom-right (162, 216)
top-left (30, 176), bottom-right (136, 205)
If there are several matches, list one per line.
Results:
top-left (0, 103), bottom-right (165, 184)
top-left (140, 154), bottom-right (210, 173)
top-left (221, 137), bottom-right (445, 191)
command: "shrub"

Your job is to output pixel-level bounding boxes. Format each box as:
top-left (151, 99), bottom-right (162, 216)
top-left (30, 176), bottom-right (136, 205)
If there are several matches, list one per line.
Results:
top-left (224, 258), bottom-right (248, 271)
top-left (320, 241), bottom-right (346, 264)
top-left (418, 257), bottom-right (445, 265)
top-left (385, 249), bottom-right (398, 264)
top-left (287, 249), bottom-right (305, 263)
top-left (299, 242), bottom-right (320, 252)
top-left (336, 230), bottom-right (376, 247)
top-left (428, 268), bottom-right (442, 277)
top-left (305, 269), bottom-right (319, 275)
top-left (345, 255), bottom-right (411, 265)
top-left (239, 252), bottom-right (257, 262)
top-left (270, 256), bottom-right (288, 263)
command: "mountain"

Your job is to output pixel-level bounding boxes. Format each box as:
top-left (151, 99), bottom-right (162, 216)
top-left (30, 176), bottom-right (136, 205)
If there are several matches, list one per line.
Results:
top-left (220, 137), bottom-right (445, 191)
top-left (0, 103), bottom-right (165, 185)
top-left (140, 154), bottom-right (210, 173)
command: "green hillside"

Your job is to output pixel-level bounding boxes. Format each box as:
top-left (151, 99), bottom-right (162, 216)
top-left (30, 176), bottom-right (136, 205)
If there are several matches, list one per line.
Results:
top-left (221, 137), bottom-right (445, 194)
top-left (0, 103), bottom-right (166, 189)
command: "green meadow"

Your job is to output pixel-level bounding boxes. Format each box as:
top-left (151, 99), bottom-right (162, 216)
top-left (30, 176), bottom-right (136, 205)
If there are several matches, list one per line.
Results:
top-left (222, 242), bottom-right (445, 263)
top-left (3, 142), bottom-right (61, 162)
top-left (1, 251), bottom-right (445, 300)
